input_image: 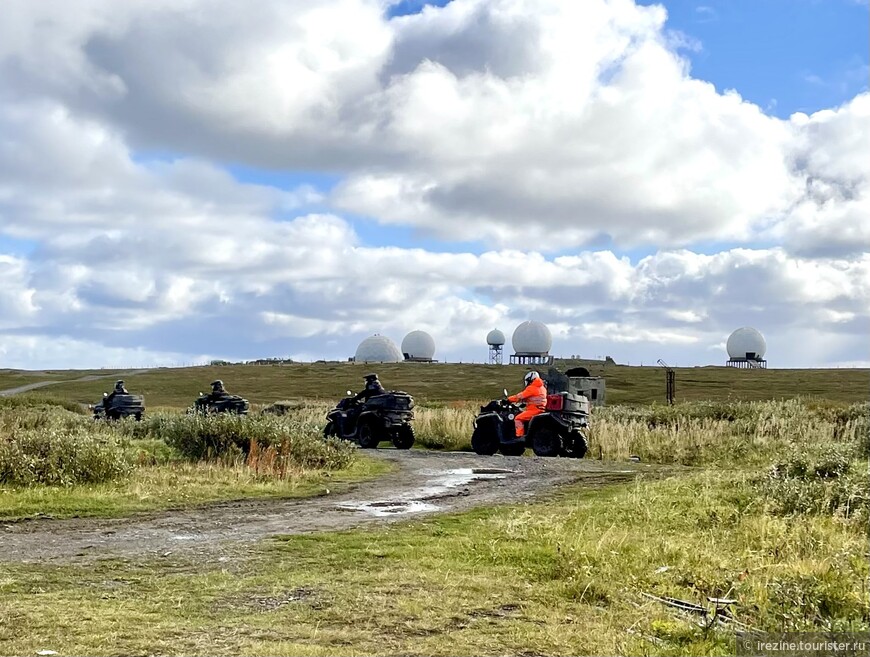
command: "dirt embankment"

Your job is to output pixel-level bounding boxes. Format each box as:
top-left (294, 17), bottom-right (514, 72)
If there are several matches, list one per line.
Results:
top-left (0, 450), bottom-right (651, 564)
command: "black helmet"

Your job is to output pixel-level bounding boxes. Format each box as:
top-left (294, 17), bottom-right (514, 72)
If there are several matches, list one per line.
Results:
top-left (115, 380), bottom-right (125, 386)
top-left (363, 373), bottom-right (379, 382)
top-left (211, 380), bottom-right (224, 387)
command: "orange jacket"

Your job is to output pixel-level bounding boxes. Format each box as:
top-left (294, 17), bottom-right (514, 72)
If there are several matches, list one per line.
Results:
top-left (508, 377), bottom-right (547, 410)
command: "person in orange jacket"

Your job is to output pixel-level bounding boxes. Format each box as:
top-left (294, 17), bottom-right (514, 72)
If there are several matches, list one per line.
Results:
top-left (508, 371), bottom-right (547, 438)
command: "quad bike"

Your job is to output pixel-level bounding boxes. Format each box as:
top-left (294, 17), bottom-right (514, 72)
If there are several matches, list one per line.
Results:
top-left (471, 389), bottom-right (589, 458)
top-left (190, 392), bottom-right (250, 415)
top-left (92, 392), bottom-right (145, 421)
top-left (323, 390), bottom-right (415, 449)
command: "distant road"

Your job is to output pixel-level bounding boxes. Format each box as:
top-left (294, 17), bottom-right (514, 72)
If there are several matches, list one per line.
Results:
top-left (0, 370), bottom-right (150, 397)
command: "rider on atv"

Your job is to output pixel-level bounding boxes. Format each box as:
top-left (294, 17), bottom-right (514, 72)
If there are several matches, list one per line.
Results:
top-left (104, 380), bottom-right (128, 406)
top-left (353, 373), bottom-right (386, 403)
top-left (507, 371), bottom-right (547, 439)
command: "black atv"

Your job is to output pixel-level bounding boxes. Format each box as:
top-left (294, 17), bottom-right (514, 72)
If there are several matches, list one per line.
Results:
top-left (190, 392), bottom-right (250, 415)
top-left (324, 390), bottom-right (415, 449)
top-left (92, 392), bottom-right (145, 421)
top-left (471, 389), bottom-right (589, 458)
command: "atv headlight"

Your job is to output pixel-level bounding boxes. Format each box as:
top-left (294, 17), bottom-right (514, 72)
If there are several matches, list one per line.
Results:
top-left (508, 413), bottom-right (515, 420)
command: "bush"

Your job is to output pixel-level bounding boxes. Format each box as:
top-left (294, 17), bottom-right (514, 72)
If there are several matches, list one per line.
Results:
top-left (136, 413), bottom-right (355, 471)
top-left (0, 394), bottom-right (88, 415)
top-left (757, 445), bottom-right (869, 519)
top-left (0, 427), bottom-right (132, 486)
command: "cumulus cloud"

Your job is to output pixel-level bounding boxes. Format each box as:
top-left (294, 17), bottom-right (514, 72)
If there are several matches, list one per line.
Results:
top-left (0, 0), bottom-right (835, 249)
top-left (0, 0), bottom-right (867, 368)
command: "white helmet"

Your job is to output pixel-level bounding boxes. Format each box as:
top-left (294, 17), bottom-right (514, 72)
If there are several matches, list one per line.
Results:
top-left (523, 371), bottom-right (540, 386)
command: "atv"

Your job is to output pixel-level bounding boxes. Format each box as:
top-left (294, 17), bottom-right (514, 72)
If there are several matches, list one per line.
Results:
top-left (324, 390), bottom-right (415, 449)
top-left (190, 392), bottom-right (250, 415)
top-left (471, 389), bottom-right (589, 458)
top-left (92, 392), bottom-right (145, 421)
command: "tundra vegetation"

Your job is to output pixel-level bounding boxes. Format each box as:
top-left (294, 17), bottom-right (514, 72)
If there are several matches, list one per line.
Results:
top-left (0, 385), bottom-right (867, 655)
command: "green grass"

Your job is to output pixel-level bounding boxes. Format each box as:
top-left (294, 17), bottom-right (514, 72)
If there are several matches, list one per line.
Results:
top-left (0, 471), bottom-right (865, 656)
top-left (0, 394), bottom-right (865, 655)
top-left (5, 360), bottom-right (869, 407)
top-left (0, 456), bottom-right (391, 521)
top-left (0, 368), bottom-right (130, 392)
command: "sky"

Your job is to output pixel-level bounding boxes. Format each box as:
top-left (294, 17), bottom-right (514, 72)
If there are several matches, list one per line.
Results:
top-left (0, 0), bottom-right (868, 370)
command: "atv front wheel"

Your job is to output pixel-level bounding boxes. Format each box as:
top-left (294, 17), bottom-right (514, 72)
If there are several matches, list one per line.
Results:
top-left (323, 421), bottom-right (338, 439)
top-left (392, 425), bottom-right (415, 450)
top-left (357, 420), bottom-right (381, 449)
top-left (471, 426), bottom-right (499, 456)
top-left (568, 431), bottom-right (588, 458)
top-left (531, 426), bottom-right (562, 457)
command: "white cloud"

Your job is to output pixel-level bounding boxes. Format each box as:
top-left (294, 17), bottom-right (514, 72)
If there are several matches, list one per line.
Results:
top-left (0, 0), bottom-right (866, 368)
top-left (0, 0), bottom-right (831, 250)
top-left (0, 335), bottom-right (202, 371)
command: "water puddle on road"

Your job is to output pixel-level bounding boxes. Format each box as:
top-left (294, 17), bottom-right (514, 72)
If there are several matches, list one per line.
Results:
top-left (335, 467), bottom-right (514, 517)
top-left (336, 501), bottom-right (439, 517)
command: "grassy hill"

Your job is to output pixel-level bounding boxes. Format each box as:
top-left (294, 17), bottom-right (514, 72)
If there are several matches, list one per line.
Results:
top-left (3, 359), bottom-right (867, 407)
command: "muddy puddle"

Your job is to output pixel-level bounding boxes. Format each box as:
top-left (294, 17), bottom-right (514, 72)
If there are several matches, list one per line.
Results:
top-left (335, 466), bottom-right (513, 516)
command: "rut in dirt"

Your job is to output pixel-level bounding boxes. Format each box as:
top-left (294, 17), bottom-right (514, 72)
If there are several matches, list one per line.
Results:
top-left (0, 450), bottom-right (650, 564)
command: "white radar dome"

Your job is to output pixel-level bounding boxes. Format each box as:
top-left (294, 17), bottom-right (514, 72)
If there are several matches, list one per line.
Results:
top-left (486, 329), bottom-right (506, 346)
top-left (354, 335), bottom-right (403, 363)
top-left (401, 330), bottom-right (436, 360)
top-left (512, 320), bottom-right (552, 355)
top-left (726, 327), bottom-right (767, 359)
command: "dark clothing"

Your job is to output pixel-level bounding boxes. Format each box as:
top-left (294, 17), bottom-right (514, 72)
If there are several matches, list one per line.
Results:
top-left (105, 384), bottom-right (128, 406)
top-left (353, 381), bottom-right (385, 403)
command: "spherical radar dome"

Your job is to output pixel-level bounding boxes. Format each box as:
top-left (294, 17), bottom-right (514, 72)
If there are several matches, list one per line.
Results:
top-left (354, 335), bottom-right (403, 363)
top-left (486, 329), bottom-right (506, 346)
top-left (512, 320), bottom-right (552, 355)
top-left (402, 330), bottom-right (436, 360)
top-left (726, 327), bottom-right (767, 360)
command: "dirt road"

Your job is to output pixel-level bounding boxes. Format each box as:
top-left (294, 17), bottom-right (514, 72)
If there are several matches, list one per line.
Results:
top-left (0, 450), bottom-right (651, 564)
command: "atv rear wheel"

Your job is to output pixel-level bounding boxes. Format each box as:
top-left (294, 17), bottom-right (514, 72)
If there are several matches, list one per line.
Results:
top-left (471, 425), bottom-right (499, 456)
top-left (392, 424), bottom-right (415, 450)
top-left (569, 431), bottom-right (588, 458)
top-left (531, 425), bottom-right (562, 457)
top-left (500, 441), bottom-right (526, 457)
top-left (357, 420), bottom-right (381, 449)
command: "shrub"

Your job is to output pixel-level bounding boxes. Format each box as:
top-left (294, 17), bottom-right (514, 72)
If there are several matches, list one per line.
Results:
top-left (0, 427), bottom-right (132, 486)
top-left (757, 445), bottom-right (869, 519)
top-left (138, 413), bottom-right (355, 470)
top-left (0, 394), bottom-right (88, 415)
